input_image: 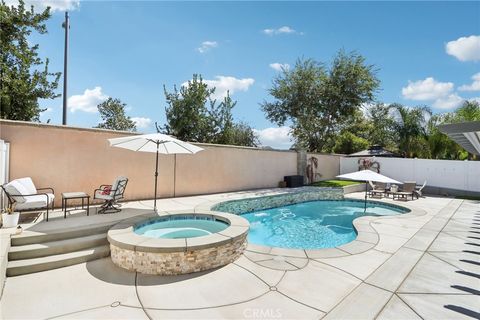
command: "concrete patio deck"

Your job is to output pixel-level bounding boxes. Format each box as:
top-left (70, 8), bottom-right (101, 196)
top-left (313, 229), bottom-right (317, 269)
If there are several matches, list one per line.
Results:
top-left (1, 189), bottom-right (479, 319)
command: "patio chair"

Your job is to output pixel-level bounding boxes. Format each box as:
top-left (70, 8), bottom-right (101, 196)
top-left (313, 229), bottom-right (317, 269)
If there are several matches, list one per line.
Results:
top-left (1, 177), bottom-right (55, 221)
top-left (415, 180), bottom-right (427, 198)
top-left (94, 176), bottom-right (128, 214)
top-left (393, 181), bottom-right (416, 201)
top-left (368, 181), bottom-right (386, 198)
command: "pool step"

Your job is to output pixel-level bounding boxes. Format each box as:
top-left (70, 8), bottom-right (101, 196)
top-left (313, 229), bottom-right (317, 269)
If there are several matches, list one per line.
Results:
top-left (8, 234), bottom-right (108, 260)
top-left (10, 222), bottom-right (114, 246)
top-left (6, 245), bottom-right (110, 277)
top-left (6, 222), bottom-right (117, 277)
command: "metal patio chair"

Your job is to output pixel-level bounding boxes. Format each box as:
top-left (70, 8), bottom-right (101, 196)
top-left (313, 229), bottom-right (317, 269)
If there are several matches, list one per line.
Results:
top-left (93, 176), bottom-right (128, 214)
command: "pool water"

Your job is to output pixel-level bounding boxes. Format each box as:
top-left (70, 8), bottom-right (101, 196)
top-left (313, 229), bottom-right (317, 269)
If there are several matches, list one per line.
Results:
top-left (241, 200), bottom-right (407, 249)
top-left (135, 219), bottom-right (229, 239)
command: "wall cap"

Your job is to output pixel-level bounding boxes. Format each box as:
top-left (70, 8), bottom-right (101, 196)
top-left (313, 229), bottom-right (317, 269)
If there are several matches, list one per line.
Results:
top-left (0, 119), bottom-right (303, 154)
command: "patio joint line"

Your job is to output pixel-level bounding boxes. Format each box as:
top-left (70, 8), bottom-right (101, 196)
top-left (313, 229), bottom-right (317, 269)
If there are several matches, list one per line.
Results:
top-left (308, 259), bottom-right (365, 283)
top-left (45, 304), bottom-right (113, 320)
top-left (284, 260), bottom-right (302, 270)
top-left (352, 238), bottom-right (378, 245)
top-left (394, 199), bottom-right (464, 295)
top-left (243, 251), bottom-right (310, 272)
top-left (334, 246), bottom-right (352, 255)
top-left (373, 294), bottom-right (395, 320)
top-left (135, 272), bottom-right (153, 320)
top-left (321, 281), bottom-right (364, 317)
top-left (141, 291), bottom-right (271, 312)
top-left (275, 290), bottom-right (327, 314)
top-left (274, 269), bottom-right (288, 287)
top-left (442, 230), bottom-right (476, 242)
top-left (232, 260), bottom-right (282, 288)
top-left (344, 199), bottom-right (465, 303)
top-left (372, 292), bottom-right (395, 320)
top-left (425, 252), bottom-right (472, 274)
top-left (393, 293), bottom-right (425, 320)
top-left (395, 291), bottom-right (474, 295)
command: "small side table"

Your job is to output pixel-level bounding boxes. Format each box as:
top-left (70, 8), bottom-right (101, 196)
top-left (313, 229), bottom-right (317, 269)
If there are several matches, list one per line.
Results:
top-left (61, 192), bottom-right (90, 219)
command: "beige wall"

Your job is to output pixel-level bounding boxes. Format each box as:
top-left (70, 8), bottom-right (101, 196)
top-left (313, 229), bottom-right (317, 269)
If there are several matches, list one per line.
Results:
top-left (307, 153), bottom-right (342, 181)
top-left (0, 120), bottom-right (301, 206)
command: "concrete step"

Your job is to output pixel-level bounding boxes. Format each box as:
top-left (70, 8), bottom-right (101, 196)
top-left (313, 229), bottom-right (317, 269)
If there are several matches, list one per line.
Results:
top-left (8, 234), bottom-right (108, 260)
top-left (6, 245), bottom-right (110, 277)
top-left (10, 222), bottom-right (114, 246)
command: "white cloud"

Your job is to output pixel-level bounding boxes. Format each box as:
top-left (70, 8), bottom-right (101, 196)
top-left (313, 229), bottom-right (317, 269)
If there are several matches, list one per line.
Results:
top-left (402, 77), bottom-right (454, 101)
top-left (269, 63), bottom-right (290, 71)
top-left (459, 72), bottom-right (480, 91)
top-left (263, 26), bottom-right (302, 36)
top-left (197, 41), bottom-right (218, 53)
top-left (254, 126), bottom-right (293, 149)
top-left (68, 86), bottom-right (108, 113)
top-left (432, 94), bottom-right (464, 110)
top-left (4, 0), bottom-right (80, 12)
top-left (183, 76), bottom-right (254, 100)
top-left (445, 35), bottom-right (480, 62)
top-left (131, 117), bottom-right (152, 129)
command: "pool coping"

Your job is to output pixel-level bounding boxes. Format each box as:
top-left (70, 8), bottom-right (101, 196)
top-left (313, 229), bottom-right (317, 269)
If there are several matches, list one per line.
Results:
top-left (107, 210), bottom-right (250, 253)
top-left (194, 192), bottom-right (427, 260)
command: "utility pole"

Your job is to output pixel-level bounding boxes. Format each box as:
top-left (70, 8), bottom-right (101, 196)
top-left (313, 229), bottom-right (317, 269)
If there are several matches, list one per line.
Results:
top-left (62, 12), bottom-right (69, 125)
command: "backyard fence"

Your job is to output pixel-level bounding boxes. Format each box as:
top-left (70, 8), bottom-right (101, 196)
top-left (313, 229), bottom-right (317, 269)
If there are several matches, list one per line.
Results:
top-left (340, 156), bottom-right (480, 194)
top-left (0, 120), bottom-right (343, 207)
top-left (2, 119), bottom-right (477, 206)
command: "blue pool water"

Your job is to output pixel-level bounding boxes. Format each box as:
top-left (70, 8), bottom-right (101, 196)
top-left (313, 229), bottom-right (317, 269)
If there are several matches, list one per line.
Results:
top-left (135, 219), bottom-right (228, 239)
top-left (241, 200), bottom-right (407, 249)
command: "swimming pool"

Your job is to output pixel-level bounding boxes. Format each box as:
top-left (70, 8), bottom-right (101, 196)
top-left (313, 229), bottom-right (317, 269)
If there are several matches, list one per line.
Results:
top-left (135, 218), bottom-right (229, 239)
top-left (241, 200), bottom-right (408, 249)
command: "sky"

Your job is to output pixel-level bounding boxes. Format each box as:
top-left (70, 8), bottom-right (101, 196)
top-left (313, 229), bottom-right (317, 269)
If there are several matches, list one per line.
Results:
top-left (9, 0), bottom-right (480, 148)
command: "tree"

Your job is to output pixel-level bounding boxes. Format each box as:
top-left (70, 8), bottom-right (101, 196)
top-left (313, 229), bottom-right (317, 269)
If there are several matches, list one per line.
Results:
top-left (95, 98), bottom-right (136, 132)
top-left (390, 104), bottom-right (431, 158)
top-left (435, 100), bottom-right (480, 160)
top-left (212, 92), bottom-right (236, 145)
top-left (333, 131), bottom-right (369, 154)
top-left (364, 103), bottom-right (396, 149)
top-left (261, 51), bottom-right (380, 152)
top-left (426, 114), bottom-right (465, 160)
top-left (450, 100), bottom-right (480, 122)
top-left (163, 74), bottom-right (216, 142)
top-left (0, 0), bottom-right (61, 121)
top-left (163, 75), bottom-right (258, 146)
top-left (210, 92), bottom-right (259, 147)
top-left (227, 122), bottom-right (259, 147)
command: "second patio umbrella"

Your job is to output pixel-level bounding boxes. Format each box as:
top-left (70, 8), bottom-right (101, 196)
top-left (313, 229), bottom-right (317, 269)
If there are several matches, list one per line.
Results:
top-left (108, 133), bottom-right (203, 212)
top-left (336, 170), bottom-right (401, 211)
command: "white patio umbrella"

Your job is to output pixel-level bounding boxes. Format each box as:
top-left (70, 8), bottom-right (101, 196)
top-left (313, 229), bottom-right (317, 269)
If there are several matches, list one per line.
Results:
top-left (108, 133), bottom-right (203, 212)
top-left (336, 170), bottom-right (402, 211)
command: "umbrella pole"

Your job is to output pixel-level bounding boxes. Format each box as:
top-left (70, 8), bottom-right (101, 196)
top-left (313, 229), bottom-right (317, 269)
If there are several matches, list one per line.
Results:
top-left (364, 181), bottom-right (367, 212)
top-left (173, 154), bottom-right (176, 198)
top-left (154, 143), bottom-right (159, 212)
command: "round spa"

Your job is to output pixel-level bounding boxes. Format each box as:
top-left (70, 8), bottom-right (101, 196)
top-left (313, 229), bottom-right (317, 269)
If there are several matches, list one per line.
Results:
top-left (107, 211), bottom-right (249, 275)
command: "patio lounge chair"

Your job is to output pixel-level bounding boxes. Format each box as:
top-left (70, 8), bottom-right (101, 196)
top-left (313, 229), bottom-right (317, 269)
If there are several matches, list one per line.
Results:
top-left (415, 180), bottom-right (427, 198)
top-left (1, 177), bottom-right (55, 221)
top-left (94, 176), bottom-right (128, 214)
top-left (368, 181), bottom-right (386, 198)
top-left (393, 181), bottom-right (416, 201)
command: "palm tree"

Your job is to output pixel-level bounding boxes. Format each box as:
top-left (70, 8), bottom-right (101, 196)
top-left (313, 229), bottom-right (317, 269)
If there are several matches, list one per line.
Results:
top-left (390, 104), bottom-right (431, 158)
top-left (426, 114), bottom-right (464, 159)
top-left (452, 101), bottom-right (480, 122)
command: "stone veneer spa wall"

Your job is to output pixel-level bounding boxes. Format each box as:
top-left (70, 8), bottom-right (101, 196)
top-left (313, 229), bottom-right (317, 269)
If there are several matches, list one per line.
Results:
top-left (107, 211), bottom-right (249, 275)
